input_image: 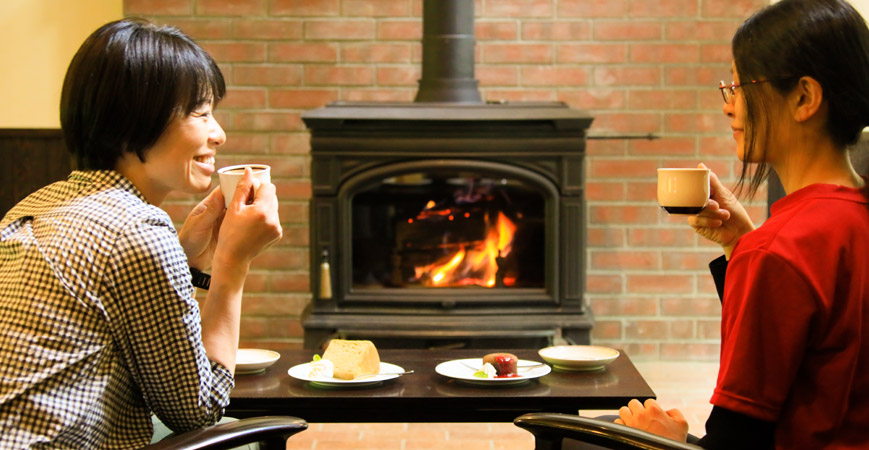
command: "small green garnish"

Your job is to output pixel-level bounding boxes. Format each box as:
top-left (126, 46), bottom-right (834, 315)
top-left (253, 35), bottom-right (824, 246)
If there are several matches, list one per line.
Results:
top-left (473, 370), bottom-right (488, 378)
top-left (312, 354), bottom-right (321, 362)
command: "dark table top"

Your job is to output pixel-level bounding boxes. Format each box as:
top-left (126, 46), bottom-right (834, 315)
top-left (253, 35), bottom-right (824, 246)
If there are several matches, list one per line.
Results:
top-left (228, 348), bottom-right (655, 423)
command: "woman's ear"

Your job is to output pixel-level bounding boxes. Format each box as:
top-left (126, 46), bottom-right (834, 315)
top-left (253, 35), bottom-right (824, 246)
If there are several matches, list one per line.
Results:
top-left (792, 76), bottom-right (824, 123)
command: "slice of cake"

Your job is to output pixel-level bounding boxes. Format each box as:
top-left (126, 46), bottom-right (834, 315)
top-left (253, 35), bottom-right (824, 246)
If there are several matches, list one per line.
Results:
top-left (322, 339), bottom-right (381, 380)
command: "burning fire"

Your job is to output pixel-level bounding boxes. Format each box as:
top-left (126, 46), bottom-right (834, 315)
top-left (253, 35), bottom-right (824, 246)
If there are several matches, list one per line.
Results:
top-left (413, 211), bottom-right (517, 287)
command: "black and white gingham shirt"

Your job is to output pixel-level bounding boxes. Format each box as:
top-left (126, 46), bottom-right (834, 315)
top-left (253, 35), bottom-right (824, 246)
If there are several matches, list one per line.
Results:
top-left (0, 170), bottom-right (234, 449)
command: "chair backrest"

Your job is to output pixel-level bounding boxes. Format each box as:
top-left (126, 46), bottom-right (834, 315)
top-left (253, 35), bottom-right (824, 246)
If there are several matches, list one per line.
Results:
top-left (141, 416), bottom-right (307, 450)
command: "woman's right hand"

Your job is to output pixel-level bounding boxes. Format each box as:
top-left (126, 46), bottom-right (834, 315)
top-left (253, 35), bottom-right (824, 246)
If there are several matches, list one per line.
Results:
top-left (688, 163), bottom-right (754, 259)
top-left (213, 168), bottom-right (282, 268)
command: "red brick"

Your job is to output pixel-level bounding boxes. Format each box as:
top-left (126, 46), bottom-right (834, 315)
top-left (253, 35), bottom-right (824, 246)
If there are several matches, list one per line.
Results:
top-left (160, 19), bottom-right (233, 39)
top-left (477, 66), bottom-right (519, 86)
top-left (628, 0), bottom-right (698, 17)
top-left (270, 89), bottom-right (338, 109)
top-left (625, 181), bottom-right (657, 202)
top-left (628, 137), bottom-right (697, 157)
top-left (593, 67), bottom-right (660, 86)
top-left (275, 180), bottom-right (313, 200)
top-left (233, 64), bottom-right (302, 86)
top-left (241, 294), bottom-right (309, 316)
top-left (558, 0), bottom-right (626, 17)
top-left (590, 320), bottom-right (623, 339)
top-left (521, 22), bottom-right (592, 41)
top-left (659, 343), bottom-right (719, 361)
top-left (698, 319), bottom-right (722, 339)
top-left (475, 21), bottom-right (519, 40)
top-left (628, 90), bottom-right (697, 110)
top-left (341, 43), bottom-right (412, 63)
top-left (482, 0), bottom-right (553, 17)
top-left (280, 225), bottom-right (310, 247)
top-left (305, 66), bottom-right (375, 86)
top-left (233, 19), bottom-right (303, 40)
top-left (666, 20), bottom-right (741, 41)
top-left (701, 0), bottom-right (767, 18)
top-left (661, 297), bottom-right (722, 317)
top-left (594, 20), bottom-right (662, 41)
top-left (483, 90), bottom-right (556, 102)
top-left (269, 42), bottom-right (338, 63)
top-left (625, 320), bottom-right (669, 339)
top-left (585, 139), bottom-right (628, 156)
top-left (377, 21), bottom-right (421, 40)
top-left (269, 272), bottom-right (309, 291)
top-left (586, 275), bottom-right (623, 294)
top-left (482, 43), bottom-right (553, 64)
top-left (587, 227), bottom-right (625, 246)
top-left (125, 0), bottom-right (192, 15)
top-left (343, 0), bottom-right (412, 16)
top-left (558, 89), bottom-right (627, 110)
top-left (700, 43), bottom-right (733, 63)
top-left (521, 66), bottom-right (589, 86)
top-left (270, 133), bottom-right (311, 155)
top-left (305, 20), bottom-right (375, 40)
top-left (558, 44), bottom-right (628, 64)
top-left (590, 159), bottom-right (658, 178)
top-left (630, 43), bottom-right (698, 64)
top-left (197, 0), bottom-right (265, 16)
top-left (221, 88), bottom-right (267, 109)
top-left (230, 112), bottom-right (305, 132)
top-left (376, 67), bottom-right (420, 86)
top-left (265, 317), bottom-right (305, 338)
top-left (699, 136), bottom-right (738, 157)
top-left (278, 203), bottom-right (308, 224)
top-left (592, 112), bottom-right (661, 135)
top-left (341, 88), bottom-right (416, 102)
top-left (591, 250), bottom-right (658, 270)
top-left (271, 0), bottom-right (339, 16)
top-left (664, 65), bottom-right (730, 87)
top-left (586, 181), bottom-right (626, 201)
top-left (250, 248), bottom-right (308, 270)
top-left (589, 205), bottom-right (660, 225)
top-left (627, 274), bottom-right (694, 294)
top-left (591, 297), bottom-right (658, 316)
top-left (221, 133), bottom-right (270, 155)
top-left (628, 227), bottom-right (697, 247)
top-left (200, 42), bottom-right (266, 63)
top-left (665, 113), bottom-right (730, 134)
top-left (662, 251), bottom-right (724, 271)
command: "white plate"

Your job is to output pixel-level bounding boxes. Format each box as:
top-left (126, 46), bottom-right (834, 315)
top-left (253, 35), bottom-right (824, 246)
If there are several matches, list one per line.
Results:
top-left (435, 358), bottom-right (551, 385)
top-left (538, 345), bottom-right (619, 371)
top-left (288, 362), bottom-right (405, 387)
top-left (236, 349), bottom-right (281, 375)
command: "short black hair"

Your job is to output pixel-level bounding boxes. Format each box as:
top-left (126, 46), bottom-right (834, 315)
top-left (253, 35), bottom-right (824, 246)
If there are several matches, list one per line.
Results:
top-left (60, 18), bottom-right (226, 170)
top-left (732, 0), bottom-right (869, 196)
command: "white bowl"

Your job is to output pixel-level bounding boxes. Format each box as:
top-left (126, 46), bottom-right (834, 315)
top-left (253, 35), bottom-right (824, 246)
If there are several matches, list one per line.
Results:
top-left (236, 348), bottom-right (281, 375)
top-left (538, 345), bottom-right (619, 371)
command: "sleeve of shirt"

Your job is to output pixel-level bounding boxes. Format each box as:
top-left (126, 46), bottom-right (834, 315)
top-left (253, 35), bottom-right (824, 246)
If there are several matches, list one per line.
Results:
top-left (695, 406), bottom-right (775, 449)
top-left (103, 213), bottom-right (234, 433)
top-left (711, 248), bottom-right (817, 422)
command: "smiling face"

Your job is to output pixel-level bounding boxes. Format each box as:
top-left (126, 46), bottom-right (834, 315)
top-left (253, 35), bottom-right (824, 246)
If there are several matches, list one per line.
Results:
top-left (724, 62), bottom-right (750, 162)
top-left (132, 104), bottom-right (226, 203)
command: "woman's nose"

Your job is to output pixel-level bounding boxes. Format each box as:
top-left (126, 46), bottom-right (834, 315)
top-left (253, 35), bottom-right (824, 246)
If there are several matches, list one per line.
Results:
top-left (722, 100), bottom-right (735, 118)
top-left (210, 117), bottom-right (226, 146)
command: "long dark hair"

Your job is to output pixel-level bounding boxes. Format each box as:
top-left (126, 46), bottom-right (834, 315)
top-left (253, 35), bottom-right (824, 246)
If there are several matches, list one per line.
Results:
top-left (60, 19), bottom-right (226, 170)
top-left (732, 0), bottom-right (869, 197)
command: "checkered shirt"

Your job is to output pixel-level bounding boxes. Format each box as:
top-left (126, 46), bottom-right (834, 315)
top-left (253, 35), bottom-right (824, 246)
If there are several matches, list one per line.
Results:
top-left (0, 170), bottom-right (234, 449)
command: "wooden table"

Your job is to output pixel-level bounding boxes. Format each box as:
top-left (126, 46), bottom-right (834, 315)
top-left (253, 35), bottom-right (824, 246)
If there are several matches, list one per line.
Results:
top-left (228, 348), bottom-right (654, 423)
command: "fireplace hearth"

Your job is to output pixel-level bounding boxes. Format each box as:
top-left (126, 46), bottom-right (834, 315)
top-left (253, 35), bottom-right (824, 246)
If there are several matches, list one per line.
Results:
top-left (300, 0), bottom-right (594, 350)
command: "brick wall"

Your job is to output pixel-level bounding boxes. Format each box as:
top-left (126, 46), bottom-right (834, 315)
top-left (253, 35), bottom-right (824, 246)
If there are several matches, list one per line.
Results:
top-left (126, 0), bottom-right (770, 360)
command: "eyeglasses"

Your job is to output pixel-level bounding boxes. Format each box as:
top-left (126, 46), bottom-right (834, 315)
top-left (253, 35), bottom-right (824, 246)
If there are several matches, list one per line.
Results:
top-left (718, 77), bottom-right (797, 104)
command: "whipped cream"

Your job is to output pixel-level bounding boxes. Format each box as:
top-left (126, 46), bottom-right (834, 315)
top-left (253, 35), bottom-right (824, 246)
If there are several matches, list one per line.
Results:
top-left (308, 358), bottom-right (334, 378)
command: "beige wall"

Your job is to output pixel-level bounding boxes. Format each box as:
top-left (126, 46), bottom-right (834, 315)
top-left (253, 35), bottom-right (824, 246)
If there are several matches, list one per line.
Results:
top-left (0, 0), bottom-right (121, 129)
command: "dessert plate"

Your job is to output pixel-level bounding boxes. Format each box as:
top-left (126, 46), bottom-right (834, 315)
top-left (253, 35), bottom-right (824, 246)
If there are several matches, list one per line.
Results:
top-left (435, 358), bottom-right (551, 386)
top-left (288, 362), bottom-right (405, 387)
top-left (236, 349), bottom-right (281, 375)
top-left (538, 345), bottom-right (620, 371)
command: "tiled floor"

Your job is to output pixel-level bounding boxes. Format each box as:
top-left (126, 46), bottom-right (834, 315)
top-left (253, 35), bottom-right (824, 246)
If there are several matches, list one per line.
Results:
top-left (285, 361), bottom-right (719, 449)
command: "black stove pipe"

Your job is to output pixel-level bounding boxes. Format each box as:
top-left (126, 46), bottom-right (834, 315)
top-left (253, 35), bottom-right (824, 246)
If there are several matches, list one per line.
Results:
top-left (414, 0), bottom-right (483, 103)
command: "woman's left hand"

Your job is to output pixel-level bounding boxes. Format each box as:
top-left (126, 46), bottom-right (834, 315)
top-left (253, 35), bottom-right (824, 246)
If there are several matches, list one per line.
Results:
top-left (179, 187), bottom-right (226, 270)
top-left (615, 398), bottom-right (689, 442)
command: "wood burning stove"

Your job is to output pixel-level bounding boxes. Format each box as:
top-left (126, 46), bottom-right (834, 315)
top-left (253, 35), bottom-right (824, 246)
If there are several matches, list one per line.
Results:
top-left (301, 0), bottom-right (594, 350)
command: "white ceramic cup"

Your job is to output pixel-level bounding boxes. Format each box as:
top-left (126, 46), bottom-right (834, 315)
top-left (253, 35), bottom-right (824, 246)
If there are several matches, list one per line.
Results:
top-left (217, 164), bottom-right (271, 208)
top-left (656, 168), bottom-right (710, 214)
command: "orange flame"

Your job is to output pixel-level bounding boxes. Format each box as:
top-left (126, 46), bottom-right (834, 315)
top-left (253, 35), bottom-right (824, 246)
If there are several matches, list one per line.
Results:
top-left (413, 211), bottom-right (517, 287)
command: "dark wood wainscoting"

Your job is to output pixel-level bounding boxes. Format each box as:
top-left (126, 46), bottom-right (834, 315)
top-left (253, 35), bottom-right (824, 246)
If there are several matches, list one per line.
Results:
top-left (0, 129), bottom-right (71, 216)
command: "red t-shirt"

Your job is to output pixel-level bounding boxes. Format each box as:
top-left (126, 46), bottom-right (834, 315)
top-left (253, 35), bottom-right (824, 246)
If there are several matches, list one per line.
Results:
top-left (712, 183), bottom-right (869, 449)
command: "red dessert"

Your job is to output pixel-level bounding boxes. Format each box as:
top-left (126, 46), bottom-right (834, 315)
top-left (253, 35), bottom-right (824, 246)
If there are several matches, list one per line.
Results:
top-left (482, 352), bottom-right (520, 377)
